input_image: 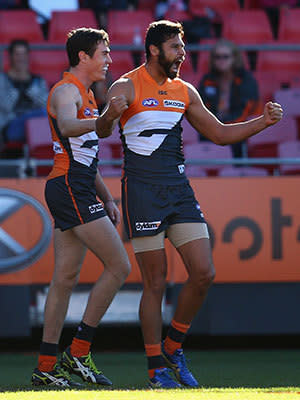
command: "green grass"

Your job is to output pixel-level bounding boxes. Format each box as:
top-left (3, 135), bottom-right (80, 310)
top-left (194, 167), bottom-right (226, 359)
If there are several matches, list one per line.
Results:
top-left (0, 350), bottom-right (300, 398)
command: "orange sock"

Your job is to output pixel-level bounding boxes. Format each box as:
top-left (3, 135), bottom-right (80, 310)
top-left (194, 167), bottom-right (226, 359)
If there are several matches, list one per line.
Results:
top-left (38, 354), bottom-right (57, 372)
top-left (145, 343), bottom-right (164, 378)
top-left (164, 319), bottom-right (190, 355)
top-left (70, 337), bottom-right (91, 357)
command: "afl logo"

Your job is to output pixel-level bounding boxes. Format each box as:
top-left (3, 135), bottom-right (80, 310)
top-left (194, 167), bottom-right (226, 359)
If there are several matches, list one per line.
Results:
top-left (142, 98), bottom-right (159, 107)
top-left (84, 107), bottom-right (92, 116)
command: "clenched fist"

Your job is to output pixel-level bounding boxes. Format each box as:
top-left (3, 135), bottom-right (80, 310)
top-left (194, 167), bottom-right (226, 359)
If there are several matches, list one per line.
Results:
top-left (263, 101), bottom-right (283, 126)
top-left (106, 95), bottom-right (128, 120)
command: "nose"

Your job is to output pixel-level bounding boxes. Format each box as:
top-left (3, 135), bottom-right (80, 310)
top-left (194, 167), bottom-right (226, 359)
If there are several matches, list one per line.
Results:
top-left (107, 53), bottom-right (112, 64)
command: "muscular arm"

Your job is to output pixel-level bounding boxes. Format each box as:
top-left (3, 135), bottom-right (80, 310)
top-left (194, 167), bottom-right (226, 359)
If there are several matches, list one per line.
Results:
top-left (51, 83), bottom-right (97, 138)
top-left (185, 82), bottom-right (283, 145)
top-left (51, 83), bottom-right (128, 139)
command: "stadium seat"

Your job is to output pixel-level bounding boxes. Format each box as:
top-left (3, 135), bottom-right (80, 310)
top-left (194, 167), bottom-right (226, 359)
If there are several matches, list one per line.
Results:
top-left (109, 51), bottom-right (135, 80)
top-left (0, 10), bottom-right (44, 43)
top-left (278, 7), bottom-right (300, 42)
top-left (278, 140), bottom-right (300, 175)
top-left (181, 117), bottom-right (200, 145)
top-left (243, 0), bottom-right (261, 8)
top-left (98, 143), bottom-right (122, 177)
top-left (274, 88), bottom-right (300, 118)
top-left (48, 10), bottom-right (98, 43)
top-left (184, 142), bottom-right (232, 176)
top-left (256, 50), bottom-right (300, 75)
top-left (137, 0), bottom-right (156, 11)
top-left (254, 71), bottom-right (288, 104)
top-left (218, 166), bottom-right (268, 177)
top-left (25, 116), bottom-right (53, 176)
top-left (107, 10), bottom-right (153, 45)
top-left (189, 0), bottom-right (240, 19)
top-left (222, 10), bottom-right (273, 43)
top-left (164, 9), bottom-right (192, 22)
top-left (248, 116), bottom-right (298, 165)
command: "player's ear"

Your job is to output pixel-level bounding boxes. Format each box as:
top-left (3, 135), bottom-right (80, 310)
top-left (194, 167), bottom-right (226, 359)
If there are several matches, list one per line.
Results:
top-left (149, 44), bottom-right (159, 57)
top-left (78, 50), bottom-right (89, 63)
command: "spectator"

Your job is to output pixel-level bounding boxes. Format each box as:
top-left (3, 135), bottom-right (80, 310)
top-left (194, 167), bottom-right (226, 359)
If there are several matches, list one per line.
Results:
top-left (0, 39), bottom-right (48, 156)
top-left (198, 39), bottom-right (262, 157)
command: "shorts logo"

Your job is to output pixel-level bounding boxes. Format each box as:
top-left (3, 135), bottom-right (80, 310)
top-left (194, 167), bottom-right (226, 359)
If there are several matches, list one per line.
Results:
top-left (163, 100), bottom-right (185, 109)
top-left (178, 164), bottom-right (185, 174)
top-left (142, 98), bottom-right (159, 107)
top-left (93, 109), bottom-right (99, 116)
top-left (135, 221), bottom-right (161, 231)
top-left (84, 107), bottom-right (92, 116)
top-left (88, 203), bottom-right (104, 214)
top-left (53, 141), bottom-right (63, 154)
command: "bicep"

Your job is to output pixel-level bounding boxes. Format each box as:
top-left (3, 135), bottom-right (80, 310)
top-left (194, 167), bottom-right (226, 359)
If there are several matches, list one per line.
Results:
top-left (52, 85), bottom-right (80, 133)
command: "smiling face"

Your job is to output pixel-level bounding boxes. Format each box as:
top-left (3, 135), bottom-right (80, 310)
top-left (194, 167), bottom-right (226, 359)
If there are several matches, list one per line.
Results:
top-left (86, 41), bottom-right (112, 82)
top-left (158, 34), bottom-right (186, 79)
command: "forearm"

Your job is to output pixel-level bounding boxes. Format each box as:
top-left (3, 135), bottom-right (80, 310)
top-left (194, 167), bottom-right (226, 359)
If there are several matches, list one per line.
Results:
top-left (60, 118), bottom-right (97, 137)
top-left (95, 109), bottom-right (115, 138)
top-left (217, 115), bottom-right (268, 145)
top-left (95, 171), bottom-right (114, 204)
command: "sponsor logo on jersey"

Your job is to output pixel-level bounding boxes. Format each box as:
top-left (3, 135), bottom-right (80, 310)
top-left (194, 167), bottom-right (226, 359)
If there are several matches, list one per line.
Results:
top-left (163, 100), bottom-right (185, 109)
top-left (135, 221), bottom-right (161, 231)
top-left (178, 164), bottom-right (185, 174)
top-left (84, 107), bottom-right (92, 116)
top-left (53, 141), bottom-right (63, 154)
top-left (142, 98), bottom-right (159, 107)
top-left (158, 90), bottom-right (167, 95)
top-left (89, 203), bottom-right (104, 214)
top-left (93, 109), bottom-right (99, 117)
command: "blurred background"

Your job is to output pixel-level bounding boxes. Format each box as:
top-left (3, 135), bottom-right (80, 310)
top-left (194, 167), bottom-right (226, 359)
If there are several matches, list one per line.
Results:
top-left (0, 0), bottom-right (300, 353)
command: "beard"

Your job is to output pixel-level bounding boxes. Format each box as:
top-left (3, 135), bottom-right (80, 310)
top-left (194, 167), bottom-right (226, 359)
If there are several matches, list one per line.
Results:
top-left (158, 49), bottom-right (178, 80)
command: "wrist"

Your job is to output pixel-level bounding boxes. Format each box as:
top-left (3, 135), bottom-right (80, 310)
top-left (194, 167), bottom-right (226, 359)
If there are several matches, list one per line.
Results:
top-left (104, 198), bottom-right (114, 205)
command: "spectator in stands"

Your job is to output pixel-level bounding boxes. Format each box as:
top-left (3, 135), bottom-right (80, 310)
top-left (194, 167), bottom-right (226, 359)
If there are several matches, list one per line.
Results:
top-left (198, 39), bottom-right (262, 157)
top-left (0, 39), bottom-right (48, 156)
top-left (258, 0), bottom-right (299, 38)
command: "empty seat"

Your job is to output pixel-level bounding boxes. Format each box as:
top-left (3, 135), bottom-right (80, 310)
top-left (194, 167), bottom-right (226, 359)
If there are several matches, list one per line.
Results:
top-left (254, 71), bottom-right (288, 104)
top-left (248, 116), bottom-right (298, 160)
top-left (109, 51), bottom-right (135, 80)
top-left (222, 10), bottom-right (273, 43)
top-left (274, 88), bottom-right (300, 118)
top-left (25, 116), bottom-right (53, 176)
top-left (98, 142), bottom-right (122, 176)
top-left (243, 0), bottom-right (261, 8)
top-left (189, 0), bottom-right (239, 19)
top-left (219, 166), bottom-right (268, 177)
top-left (184, 142), bottom-right (232, 175)
top-left (48, 10), bottom-right (98, 43)
top-left (278, 7), bottom-right (300, 42)
top-left (107, 10), bottom-right (153, 44)
top-left (137, 0), bottom-right (156, 11)
top-left (256, 51), bottom-right (300, 75)
top-left (0, 10), bottom-right (44, 43)
top-left (164, 9), bottom-right (192, 22)
top-left (278, 140), bottom-right (300, 175)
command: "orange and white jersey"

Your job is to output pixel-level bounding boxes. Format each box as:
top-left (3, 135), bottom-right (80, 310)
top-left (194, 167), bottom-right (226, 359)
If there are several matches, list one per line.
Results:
top-left (120, 65), bottom-right (190, 184)
top-left (47, 72), bottom-right (99, 181)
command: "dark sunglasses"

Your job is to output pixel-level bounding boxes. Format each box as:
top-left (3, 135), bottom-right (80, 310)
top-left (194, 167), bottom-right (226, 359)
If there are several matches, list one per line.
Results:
top-left (214, 54), bottom-right (232, 60)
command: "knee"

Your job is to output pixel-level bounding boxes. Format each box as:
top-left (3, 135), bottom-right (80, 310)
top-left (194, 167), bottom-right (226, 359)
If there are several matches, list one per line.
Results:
top-left (191, 264), bottom-right (215, 290)
top-left (119, 258), bottom-right (131, 283)
top-left (144, 276), bottom-right (166, 296)
top-left (52, 269), bottom-right (79, 292)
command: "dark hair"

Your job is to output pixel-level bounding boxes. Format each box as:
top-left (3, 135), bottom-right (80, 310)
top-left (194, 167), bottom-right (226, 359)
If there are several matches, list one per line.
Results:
top-left (145, 20), bottom-right (184, 61)
top-left (66, 27), bottom-right (109, 67)
top-left (209, 39), bottom-right (244, 74)
top-left (8, 39), bottom-right (30, 56)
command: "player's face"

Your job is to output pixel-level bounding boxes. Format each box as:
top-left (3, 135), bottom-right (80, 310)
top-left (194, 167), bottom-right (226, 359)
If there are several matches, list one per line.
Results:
top-left (88, 41), bottom-right (112, 82)
top-left (213, 45), bottom-right (234, 73)
top-left (158, 34), bottom-right (185, 79)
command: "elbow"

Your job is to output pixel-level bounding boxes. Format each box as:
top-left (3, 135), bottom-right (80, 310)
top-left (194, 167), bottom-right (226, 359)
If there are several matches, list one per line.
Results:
top-left (210, 128), bottom-right (227, 146)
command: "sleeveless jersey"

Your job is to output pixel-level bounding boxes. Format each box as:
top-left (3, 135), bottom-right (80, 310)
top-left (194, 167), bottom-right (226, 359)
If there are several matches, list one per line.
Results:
top-left (47, 72), bottom-right (99, 181)
top-left (120, 65), bottom-right (190, 184)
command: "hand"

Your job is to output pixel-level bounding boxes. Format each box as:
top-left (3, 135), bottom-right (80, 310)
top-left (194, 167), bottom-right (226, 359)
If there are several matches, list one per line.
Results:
top-left (263, 101), bottom-right (283, 126)
top-left (105, 95), bottom-right (128, 121)
top-left (104, 200), bottom-right (120, 226)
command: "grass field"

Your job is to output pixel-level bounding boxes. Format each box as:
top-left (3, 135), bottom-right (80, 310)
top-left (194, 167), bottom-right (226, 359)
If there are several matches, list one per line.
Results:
top-left (0, 350), bottom-right (300, 399)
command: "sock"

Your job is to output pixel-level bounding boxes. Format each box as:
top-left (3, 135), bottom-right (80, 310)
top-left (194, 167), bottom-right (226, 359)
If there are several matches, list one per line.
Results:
top-left (145, 343), bottom-right (165, 379)
top-left (38, 342), bottom-right (58, 372)
top-left (70, 321), bottom-right (96, 357)
top-left (164, 319), bottom-right (191, 355)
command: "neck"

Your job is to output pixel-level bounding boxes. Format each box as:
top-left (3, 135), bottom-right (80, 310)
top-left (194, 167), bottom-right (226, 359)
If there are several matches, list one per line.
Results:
top-left (69, 67), bottom-right (92, 90)
top-left (218, 70), bottom-right (234, 81)
top-left (8, 67), bottom-right (31, 81)
top-left (145, 61), bottom-right (168, 86)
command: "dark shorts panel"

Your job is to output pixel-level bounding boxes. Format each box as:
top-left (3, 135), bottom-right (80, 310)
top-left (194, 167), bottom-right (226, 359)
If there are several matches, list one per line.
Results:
top-left (45, 175), bottom-right (107, 231)
top-left (122, 176), bottom-right (206, 238)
